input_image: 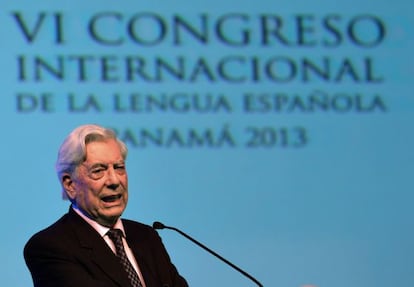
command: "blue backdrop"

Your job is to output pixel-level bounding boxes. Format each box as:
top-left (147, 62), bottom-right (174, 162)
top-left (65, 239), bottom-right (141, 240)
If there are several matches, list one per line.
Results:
top-left (1, 1), bottom-right (413, 286)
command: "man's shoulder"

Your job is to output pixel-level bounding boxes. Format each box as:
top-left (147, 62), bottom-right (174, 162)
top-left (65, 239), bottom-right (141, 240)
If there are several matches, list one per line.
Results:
top-left (30, 213), bottom-right (70, 238)
top-left (24, 212), bottom-right (73, 256)
top-left (122, 218), bottom-right (153, 232)
top-left (122, 219), bottom-right (159, 241)
top-left (25, 208), bottom-right (89, 248)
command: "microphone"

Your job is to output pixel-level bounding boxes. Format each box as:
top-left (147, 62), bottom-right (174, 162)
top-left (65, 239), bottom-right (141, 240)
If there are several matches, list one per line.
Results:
top-left (153, 221), bottom-right (263, 287)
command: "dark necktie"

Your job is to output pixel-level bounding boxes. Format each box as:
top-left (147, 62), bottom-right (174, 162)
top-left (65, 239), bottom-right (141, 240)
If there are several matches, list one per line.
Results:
top-left (107, 229), bottom-right (143, 287)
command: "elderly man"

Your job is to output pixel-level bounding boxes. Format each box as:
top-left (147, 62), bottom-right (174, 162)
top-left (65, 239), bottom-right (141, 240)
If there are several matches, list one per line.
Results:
top-left (24, 124), bottom-right (188, 287)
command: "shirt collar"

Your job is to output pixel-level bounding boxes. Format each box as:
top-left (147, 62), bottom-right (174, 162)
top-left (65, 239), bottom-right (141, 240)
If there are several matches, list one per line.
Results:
top-left (72, 205), bottom-right (126, 238)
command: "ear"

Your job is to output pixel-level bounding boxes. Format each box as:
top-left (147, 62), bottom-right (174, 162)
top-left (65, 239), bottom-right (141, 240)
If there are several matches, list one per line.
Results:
top-left (62, 173), bottom-right (77, 200)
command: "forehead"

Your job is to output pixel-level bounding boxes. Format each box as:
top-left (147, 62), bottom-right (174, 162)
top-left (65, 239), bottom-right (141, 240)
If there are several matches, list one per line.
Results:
top-left (84, 139), bottom-right (123, 163)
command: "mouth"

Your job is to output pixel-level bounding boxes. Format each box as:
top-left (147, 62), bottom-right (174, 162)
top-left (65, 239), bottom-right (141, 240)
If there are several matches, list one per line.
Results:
top-left (101, 194), bottom-right (122, 203)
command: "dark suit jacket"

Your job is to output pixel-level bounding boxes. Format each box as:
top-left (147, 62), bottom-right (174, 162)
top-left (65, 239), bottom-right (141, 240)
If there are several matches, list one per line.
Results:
top-left (24, 207), bottom-right (188, 287)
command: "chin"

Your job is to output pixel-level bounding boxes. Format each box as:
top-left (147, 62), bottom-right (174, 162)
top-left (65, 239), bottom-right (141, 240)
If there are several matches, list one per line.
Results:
top-left (100, 206), bottom-right (124, 218)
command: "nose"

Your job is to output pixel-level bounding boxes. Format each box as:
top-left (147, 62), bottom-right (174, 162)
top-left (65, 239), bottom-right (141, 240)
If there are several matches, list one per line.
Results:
top-left (105, 166), bottom-right (121, 188)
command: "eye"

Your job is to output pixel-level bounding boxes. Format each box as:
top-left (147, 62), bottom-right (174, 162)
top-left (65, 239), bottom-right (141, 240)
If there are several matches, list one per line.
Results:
top-left (89, 166), bottom-right (107, 179)
top-left (114, 164), bottom-right (126, 174)
top-left (91, 167), bottom-right (105, 173)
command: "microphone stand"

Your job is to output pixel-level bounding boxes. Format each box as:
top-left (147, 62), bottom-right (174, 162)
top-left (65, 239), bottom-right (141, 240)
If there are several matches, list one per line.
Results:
top-left (153, 221), bottom-right (263, 287)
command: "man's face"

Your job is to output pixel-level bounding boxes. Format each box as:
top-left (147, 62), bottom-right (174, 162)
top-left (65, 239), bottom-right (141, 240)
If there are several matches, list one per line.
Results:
top-left (64, 139), bottom-right (128, 227)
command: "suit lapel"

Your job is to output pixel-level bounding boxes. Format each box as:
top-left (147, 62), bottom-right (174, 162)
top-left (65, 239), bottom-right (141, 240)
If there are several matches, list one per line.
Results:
top-left (123, 221), bottom-right (159, 287)
top-left (67, 208), bottom-right (132, 287)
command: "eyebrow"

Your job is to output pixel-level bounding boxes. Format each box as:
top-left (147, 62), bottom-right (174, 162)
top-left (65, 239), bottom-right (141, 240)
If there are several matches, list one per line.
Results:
top-left (86, 161), bottom-right (125, 168)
